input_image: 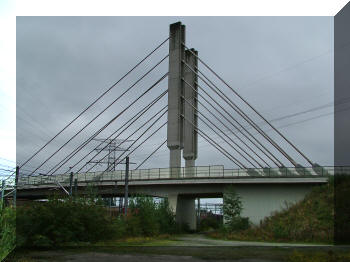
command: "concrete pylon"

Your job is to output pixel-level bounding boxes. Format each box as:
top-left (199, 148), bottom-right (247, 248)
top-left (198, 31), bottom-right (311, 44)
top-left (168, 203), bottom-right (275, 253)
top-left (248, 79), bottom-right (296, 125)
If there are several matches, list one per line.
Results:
top-left (168, 194), bottom-right (196, 231)
top-left (183, 49), bottom-right (198, 177)
top-left (167, 22), bottom-right (185, 177)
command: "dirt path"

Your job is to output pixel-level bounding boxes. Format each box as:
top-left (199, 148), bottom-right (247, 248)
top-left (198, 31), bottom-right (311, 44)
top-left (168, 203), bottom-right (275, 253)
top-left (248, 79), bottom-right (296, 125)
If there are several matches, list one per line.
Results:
top-left (9, 234), bottom-right (335, 262)
top-left (171, 234), bottom-right (331, 247)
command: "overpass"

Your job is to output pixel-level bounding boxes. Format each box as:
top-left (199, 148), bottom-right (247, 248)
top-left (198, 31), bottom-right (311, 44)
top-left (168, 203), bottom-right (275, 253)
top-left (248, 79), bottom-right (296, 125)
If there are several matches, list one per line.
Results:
top-left (17, 165), bottom-right (334, 228)
top-left (10, 21), bottom-right (339, 231)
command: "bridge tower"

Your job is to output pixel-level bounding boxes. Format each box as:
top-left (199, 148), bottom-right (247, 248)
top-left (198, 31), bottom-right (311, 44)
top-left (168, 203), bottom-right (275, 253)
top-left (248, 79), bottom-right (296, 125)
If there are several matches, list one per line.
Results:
top-left (167, 22), bottom-right (185, 170)
top-left (167, 22), bottom-right (198, 172)
top-left (167, 22), bottom-right (198, 230)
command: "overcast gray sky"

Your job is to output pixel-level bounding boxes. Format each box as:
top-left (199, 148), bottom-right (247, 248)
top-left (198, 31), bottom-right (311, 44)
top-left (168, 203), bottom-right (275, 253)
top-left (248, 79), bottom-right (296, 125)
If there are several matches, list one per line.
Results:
top-left (16, 16), bottom-right (334, 175)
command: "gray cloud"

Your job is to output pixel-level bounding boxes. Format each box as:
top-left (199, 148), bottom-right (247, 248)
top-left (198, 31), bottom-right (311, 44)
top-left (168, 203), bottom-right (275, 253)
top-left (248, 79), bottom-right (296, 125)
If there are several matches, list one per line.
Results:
top-left (16, 16), bottom-right (334, 175)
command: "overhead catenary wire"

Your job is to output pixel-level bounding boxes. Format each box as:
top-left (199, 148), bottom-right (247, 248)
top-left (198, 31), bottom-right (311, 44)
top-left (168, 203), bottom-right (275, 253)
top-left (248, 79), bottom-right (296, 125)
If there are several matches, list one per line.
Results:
top-left (46, 73), bottom-right (169, 176)
top-left (183, 45), bottom-right (313, 166)
top-left (28, 57), bottom-right (169, 177)
top-left (20, 37), bottom-right (169, 170)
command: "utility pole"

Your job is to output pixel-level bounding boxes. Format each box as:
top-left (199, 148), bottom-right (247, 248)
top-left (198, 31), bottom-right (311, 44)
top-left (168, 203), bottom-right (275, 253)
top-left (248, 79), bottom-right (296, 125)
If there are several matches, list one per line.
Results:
top-left (1, 180), bottom-right (5, 208)
top-left (124, 156), bottom-right (129, 216)
top-left (69, 172), bottom-right (73, 196)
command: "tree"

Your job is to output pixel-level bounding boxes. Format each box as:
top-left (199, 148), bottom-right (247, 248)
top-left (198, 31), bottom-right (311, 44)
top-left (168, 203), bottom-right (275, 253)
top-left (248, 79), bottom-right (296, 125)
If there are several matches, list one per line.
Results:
top-left (223, 185), bottom-right (249, 231)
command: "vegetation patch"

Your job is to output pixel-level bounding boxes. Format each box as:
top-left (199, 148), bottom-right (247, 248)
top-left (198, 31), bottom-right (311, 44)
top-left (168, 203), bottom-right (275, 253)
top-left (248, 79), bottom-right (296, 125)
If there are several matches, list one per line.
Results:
top-left (209, 180), bottom-right (334, 244)
top-left (15, 193), bottom-right (187, 248)
top-left (0, 203), bottom-right (16, 261)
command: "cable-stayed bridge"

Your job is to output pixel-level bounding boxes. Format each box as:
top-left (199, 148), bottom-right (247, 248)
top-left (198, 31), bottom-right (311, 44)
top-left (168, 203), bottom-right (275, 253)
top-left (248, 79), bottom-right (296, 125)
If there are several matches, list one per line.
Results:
top-left (4, 22), bottom-right (343, 228)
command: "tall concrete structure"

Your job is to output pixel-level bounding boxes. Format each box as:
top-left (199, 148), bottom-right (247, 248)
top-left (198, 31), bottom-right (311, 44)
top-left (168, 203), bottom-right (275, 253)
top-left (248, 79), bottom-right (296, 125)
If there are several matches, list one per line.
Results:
top-left (183, 49), bottom-right (198, 169)
top-left (167, 22), bottom-right (198, 174)
top-left (167, 22), bottom-right (185, 171)
top-left (166, 22), bottom-right (198, 228)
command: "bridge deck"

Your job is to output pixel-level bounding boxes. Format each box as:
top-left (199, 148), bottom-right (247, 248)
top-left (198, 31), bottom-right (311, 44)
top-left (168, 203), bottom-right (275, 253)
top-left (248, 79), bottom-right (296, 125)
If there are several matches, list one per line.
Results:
top-left (17, 165), bottom-right (342, 188)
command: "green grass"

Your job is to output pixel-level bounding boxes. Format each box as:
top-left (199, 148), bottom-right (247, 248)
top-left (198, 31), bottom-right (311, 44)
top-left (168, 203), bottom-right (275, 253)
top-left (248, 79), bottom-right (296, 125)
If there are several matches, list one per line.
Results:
top-left (210, 181), bottom-right (334, 244)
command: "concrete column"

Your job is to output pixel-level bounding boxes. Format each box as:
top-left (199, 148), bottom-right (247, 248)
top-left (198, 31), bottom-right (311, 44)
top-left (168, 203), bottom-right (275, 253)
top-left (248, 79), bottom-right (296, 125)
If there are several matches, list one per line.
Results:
top-left (167, 194), bottom-right (196, 231)
top-left (168, 194), bottom-right (178, 213)
top-left (183, 49), bottom-right (198, 168)
top-left (167, 22), bottom-right (185, 175)
top-left (185, 159), bottom-right (195, 178)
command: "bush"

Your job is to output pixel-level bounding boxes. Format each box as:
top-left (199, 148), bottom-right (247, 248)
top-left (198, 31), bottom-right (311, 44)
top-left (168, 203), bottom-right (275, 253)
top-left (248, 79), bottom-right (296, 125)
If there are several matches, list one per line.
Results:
top-left (16, 195), bottom-right (120, 247)
top-left (0, 203), bottom-right (16, 260)
top-left (210, 181), bottom-right (335, 244)
top-left (198, 213), bottom-right (221, 232)
top-left (223, 185), bottom-right (250, 232)
top-left (126, 196), bottom-right (179, 236)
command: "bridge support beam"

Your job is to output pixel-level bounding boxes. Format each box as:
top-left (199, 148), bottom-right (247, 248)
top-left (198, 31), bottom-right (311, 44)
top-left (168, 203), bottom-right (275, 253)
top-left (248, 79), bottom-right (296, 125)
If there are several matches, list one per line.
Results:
top-left (168, 194), bottom-right (196, 231)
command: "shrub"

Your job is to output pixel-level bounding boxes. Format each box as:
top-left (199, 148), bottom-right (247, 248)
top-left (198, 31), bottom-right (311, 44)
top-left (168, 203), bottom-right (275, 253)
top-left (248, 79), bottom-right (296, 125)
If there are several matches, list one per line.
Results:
top-left (0, 203), bottom-right (16, 260)
top-left (127, 196), bottom-right (179, 236)
top-left (16, 195), bottom-right (119, 247)
top-left (223, 185), bottom-right (250, 232)
top-left (198, 213), bottom-right (220, 232)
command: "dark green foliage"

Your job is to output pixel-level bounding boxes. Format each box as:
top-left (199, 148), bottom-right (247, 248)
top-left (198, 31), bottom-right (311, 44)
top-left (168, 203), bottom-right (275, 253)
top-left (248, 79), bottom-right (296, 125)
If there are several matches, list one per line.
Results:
top-left (223, 185), bottom-right (250, 232)
top-left (334, 174), bottom-right (350, 244)
top-left (156, 198), bottom-right (178, 234)
top-left (16, 195), bottom-right (119, 247)
top-left (211, 180), bottom-right (335, 243)
top-left (198, 213), bottom-right (221, 232)
top-left (126, 196), bottom-right (178, 236)
top-left (0, 203), bottom-right (16, 260)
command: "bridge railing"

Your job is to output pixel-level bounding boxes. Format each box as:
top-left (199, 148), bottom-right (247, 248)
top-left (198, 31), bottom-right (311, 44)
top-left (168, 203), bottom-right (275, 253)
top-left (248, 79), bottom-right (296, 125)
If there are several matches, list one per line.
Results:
top-left (18, 165), bottom-right (348, 187)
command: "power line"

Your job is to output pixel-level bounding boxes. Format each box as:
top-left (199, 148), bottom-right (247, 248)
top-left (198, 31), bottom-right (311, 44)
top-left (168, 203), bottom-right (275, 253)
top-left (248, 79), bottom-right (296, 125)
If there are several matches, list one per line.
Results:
top-left (105, 121), bottom-right (168, 175)
top-left (83, 107), bottom-right (168, 174)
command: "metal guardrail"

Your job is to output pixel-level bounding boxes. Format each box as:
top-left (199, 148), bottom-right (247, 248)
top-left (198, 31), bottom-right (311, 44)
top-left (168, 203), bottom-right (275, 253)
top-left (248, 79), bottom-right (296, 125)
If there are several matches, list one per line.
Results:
top-left (17, 165), bottom-right (347, 187)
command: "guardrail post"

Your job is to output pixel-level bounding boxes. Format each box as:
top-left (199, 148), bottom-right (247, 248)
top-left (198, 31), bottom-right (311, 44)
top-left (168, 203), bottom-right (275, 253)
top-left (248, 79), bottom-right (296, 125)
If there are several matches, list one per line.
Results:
top-left (209, 166), bottom-right (211, 177)
top-left (148, 169), bottom-right (150, 180)
top-left (159, 168), bottom-right (160, 179)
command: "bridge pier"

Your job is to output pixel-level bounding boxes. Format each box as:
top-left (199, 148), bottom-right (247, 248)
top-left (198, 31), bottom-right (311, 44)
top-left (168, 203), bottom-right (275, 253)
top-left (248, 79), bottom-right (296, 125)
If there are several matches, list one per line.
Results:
top-left (168, 194), bottom-right (196, 231)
